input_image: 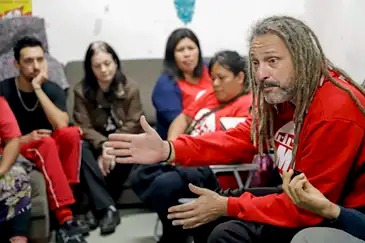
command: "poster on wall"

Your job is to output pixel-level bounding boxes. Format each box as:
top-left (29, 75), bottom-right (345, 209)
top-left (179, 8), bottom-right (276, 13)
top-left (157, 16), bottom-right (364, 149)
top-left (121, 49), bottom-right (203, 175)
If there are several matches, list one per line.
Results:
top-left (0, 0), bottom-right (32, 20)
top-left (174, 0), bottom-right (195, 25)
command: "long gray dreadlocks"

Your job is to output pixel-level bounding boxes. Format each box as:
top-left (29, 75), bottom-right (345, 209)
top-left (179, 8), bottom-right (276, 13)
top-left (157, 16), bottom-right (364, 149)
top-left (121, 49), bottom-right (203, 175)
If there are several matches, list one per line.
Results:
top-left (248, 16), bottom-right (365, 167)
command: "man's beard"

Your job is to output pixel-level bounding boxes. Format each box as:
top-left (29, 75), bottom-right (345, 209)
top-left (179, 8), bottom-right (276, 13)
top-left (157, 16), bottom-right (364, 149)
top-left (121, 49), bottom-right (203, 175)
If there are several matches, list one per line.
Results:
top-left (261, 80), bottom-right (295, 104)
top-left (20, 72), bottom-right (38, 83)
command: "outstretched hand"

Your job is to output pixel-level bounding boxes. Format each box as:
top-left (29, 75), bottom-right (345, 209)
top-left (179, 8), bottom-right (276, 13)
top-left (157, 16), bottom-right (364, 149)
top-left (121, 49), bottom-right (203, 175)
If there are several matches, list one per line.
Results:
top-left (105, 116), bottom-right (169, 164)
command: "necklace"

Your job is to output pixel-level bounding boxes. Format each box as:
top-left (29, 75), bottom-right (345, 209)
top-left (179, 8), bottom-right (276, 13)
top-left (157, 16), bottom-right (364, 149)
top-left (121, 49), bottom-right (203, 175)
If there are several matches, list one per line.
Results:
top-left (15, 78), bottom-right (39, 112)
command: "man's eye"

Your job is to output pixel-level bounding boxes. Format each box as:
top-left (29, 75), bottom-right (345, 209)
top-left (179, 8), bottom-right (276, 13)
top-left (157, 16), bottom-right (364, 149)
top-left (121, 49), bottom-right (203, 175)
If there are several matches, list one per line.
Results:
top-left (268, 58), bottom-right (278, 64)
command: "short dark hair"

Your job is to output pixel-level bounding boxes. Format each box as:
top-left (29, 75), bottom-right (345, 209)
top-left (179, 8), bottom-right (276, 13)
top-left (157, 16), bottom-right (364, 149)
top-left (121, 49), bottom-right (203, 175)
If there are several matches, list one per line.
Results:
top-left (14, 36), bottom-right (44, 62)
top-left (208, 50), bottom-right (249, 87)
top-left (163, 28), bottom-right (204, 80)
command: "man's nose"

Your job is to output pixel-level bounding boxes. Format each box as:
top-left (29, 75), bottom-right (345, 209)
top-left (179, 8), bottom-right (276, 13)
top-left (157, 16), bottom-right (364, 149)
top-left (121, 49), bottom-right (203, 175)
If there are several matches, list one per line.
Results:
top-left (33, 60), bottom-right (40, 70)
top-left (255, 65), bottom-right (270, 82)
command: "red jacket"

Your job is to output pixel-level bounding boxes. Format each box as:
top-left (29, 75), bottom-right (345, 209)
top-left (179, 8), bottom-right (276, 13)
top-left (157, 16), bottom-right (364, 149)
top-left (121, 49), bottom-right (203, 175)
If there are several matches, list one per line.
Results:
top-left (0, 97), bottom-right (21, 153)
top-left (172, 71), bottom-right (365, 228)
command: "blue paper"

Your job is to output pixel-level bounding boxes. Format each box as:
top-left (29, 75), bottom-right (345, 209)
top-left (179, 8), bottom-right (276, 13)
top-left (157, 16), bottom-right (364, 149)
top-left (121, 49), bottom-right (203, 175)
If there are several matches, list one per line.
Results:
top-left (174, 0), bottom-right (196, 25)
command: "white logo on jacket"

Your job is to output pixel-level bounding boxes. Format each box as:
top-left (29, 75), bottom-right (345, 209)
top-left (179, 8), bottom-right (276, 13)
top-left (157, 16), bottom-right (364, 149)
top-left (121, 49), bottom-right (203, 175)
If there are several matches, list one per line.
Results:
top-left (195, 89), bottom-right (207, 101)
top-left (274, 121), bottom-right (295, 171)
top-left (190, 108), bottom-right (216, 136)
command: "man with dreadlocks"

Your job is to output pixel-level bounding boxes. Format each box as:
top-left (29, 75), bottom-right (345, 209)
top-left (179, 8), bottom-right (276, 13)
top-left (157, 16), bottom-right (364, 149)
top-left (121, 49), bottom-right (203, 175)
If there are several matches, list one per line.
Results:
top-left (104, 15), bottom-right (365, 243)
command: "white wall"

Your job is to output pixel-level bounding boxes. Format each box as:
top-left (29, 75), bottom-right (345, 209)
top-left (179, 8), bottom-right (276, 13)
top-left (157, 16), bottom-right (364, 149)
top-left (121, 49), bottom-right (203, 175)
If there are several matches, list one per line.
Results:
top-left (32, 0), bottom-right (304, 63)
top-left (33, 0), bottom-right (365, 82)
top-left (303, 0), bottom-right (365, 82)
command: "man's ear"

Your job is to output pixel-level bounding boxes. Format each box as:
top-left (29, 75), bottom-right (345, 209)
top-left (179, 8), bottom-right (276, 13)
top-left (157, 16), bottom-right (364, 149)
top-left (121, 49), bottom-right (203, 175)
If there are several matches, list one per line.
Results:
top-left (13, 59), bottom-right (20, 71)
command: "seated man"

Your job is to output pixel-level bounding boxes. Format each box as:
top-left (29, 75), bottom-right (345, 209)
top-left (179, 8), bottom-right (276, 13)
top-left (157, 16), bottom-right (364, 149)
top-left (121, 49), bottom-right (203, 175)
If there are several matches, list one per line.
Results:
top-left (0, 36), bottom-right (88, 243)
top-left (106, 16), bottom-right (365, 243)
top-left (129, 50), bottom-right (252, 243)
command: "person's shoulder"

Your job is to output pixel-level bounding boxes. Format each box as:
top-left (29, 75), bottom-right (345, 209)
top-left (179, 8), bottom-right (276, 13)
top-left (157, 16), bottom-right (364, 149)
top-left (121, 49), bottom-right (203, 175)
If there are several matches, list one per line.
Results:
top-left (0, 77), bottom-right (15, 87)
top-left (156, 72), bottom-right (174, 85)
top-left (124, 76), bottom-right (139, 92)
top-left (43, 81), bottom-right (65, 96)
top-left (73, 81), bottom-right (84, 97)
top-left (197, 88), bottom-right (215, 101)
top-left (153, 72), bottom-right (178, 92)
top-left (310, 74), bottom-right (365, 126)
top-left (236, 92), bottom-right (253, 104)
top-left (44, 80), bottom-right (64, 90)
top-left (0, 96), bottom-right (7, 105)
top-left (231, 92), bottom-right (252, 109)
top-left (0, 78), bottom-right (16, 97)
top-left (0, 96), bottom-right (13, 117)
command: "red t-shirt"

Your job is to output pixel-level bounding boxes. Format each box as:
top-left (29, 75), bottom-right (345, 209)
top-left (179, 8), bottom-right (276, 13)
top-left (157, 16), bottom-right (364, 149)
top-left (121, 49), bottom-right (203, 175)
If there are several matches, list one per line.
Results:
top-left (177, 67), bottom-right (212, 109)
top-left (183, 89), bottom-right (252, 136)
top-left (0, 97), bottom-right (21, 153)
top-left (172, 70), bottom-right (365, 228)
top-left (183, 89), bottom-right (252, 188)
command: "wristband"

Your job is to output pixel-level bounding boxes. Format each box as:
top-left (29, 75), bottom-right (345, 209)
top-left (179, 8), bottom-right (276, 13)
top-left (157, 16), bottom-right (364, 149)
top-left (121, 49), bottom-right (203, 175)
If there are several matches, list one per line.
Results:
top-left (165, 141), bottom-right (172, 162)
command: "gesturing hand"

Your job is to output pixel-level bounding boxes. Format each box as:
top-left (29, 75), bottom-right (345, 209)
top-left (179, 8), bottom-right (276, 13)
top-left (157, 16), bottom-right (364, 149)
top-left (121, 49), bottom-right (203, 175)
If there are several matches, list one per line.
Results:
top-left (167, 184), bottom-right (227, 229)
top-left (282, 169), bottom-right (340, 219)
top-left (105, 116), bottom-right (169, 164)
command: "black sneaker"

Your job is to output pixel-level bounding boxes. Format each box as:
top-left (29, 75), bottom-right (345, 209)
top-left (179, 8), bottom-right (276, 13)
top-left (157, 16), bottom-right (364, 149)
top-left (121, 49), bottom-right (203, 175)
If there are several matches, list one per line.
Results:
top-left (71, 218), bottom-right (90, 236)
top-left (99, 208), bottom-right (121, 235)
top-left (84, 210), bottom-right (99, 230)
top-left (56, 218), bottom-right (90, 243)
top-left (56, 220), bottom-right (87, 243)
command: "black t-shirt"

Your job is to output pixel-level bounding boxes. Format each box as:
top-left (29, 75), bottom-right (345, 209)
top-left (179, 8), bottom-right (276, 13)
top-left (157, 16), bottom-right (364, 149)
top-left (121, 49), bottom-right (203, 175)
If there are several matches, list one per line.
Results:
top-left (101, 107), bottom-right (118, 137)
top-left (98, 91), bottom-right (118, 137)
top-left (0, 78), bottom-right (67, 135)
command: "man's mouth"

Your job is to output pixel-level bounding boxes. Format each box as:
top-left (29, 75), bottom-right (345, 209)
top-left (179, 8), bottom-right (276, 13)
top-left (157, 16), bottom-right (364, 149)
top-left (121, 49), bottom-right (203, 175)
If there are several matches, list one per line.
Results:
top-left (263, 82), bottom-right (279, 88)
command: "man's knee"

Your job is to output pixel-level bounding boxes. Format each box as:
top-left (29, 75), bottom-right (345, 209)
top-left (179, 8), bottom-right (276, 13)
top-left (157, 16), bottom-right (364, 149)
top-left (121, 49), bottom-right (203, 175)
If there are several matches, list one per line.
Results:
top-left (37, 136), bottom-right (57, 149)
top-left (132, 170), bottom-right (184, 203)
top-left (53, 126), bottom-right (81, 144)
top-left (148, 172), bottom-right (184, 197)
top-left (207, 220), bottom-right (253, 243)
top-left (207, 221), bottom-right (234, 243)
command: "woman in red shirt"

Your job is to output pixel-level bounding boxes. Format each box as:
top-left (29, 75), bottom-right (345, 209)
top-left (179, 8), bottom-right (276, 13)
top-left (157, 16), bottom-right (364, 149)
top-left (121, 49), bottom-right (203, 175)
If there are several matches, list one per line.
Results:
top-left (152, 28), bottom-right (212, 140)
top-left (132, 51), bottom-right (251, 243)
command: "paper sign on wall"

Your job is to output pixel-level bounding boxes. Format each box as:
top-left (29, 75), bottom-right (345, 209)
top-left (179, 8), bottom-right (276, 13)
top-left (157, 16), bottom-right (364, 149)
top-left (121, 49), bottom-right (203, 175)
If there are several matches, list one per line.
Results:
top-left (174, 0), bottom-right (195, 25)
top-left (0, 0), bottom-right (32, 20)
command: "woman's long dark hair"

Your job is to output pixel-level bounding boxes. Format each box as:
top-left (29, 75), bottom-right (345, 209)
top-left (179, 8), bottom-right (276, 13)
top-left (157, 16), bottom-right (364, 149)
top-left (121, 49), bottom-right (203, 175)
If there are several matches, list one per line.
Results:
top-left (82, 41), bottom-right (127, 104)
top-left (163, 28), bottom-right (204, 80)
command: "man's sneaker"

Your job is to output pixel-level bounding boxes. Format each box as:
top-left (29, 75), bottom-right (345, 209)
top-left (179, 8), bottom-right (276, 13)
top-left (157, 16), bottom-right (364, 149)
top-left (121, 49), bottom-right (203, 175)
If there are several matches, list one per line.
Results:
top-left (71, 218), bottom-right (90, 235)
top-left (56, 219), bottom-right (89, 243)
top-left (99, 208), bottom-right (121, 235)
top-left (56, 228), bottom-right (86, 243)
top-left (84, 210), bottom-right (99, 230)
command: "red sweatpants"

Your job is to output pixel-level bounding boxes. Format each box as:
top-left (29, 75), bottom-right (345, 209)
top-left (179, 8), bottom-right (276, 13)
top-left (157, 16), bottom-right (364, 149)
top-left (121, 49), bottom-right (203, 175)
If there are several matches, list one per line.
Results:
top-left (20, 127), bottom-right (81, 210)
